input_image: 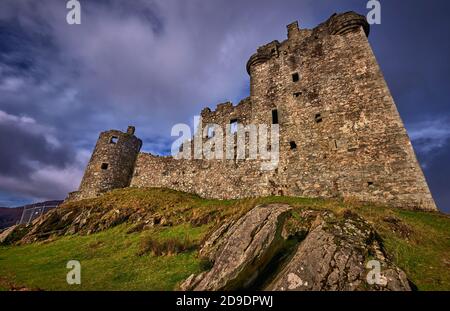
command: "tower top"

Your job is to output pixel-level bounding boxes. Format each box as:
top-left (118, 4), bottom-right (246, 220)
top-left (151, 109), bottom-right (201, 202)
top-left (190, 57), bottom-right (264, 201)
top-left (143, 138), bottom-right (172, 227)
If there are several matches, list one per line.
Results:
top-left (246, 11), bottom-right (370, 75)
top-left (127, 126), bottom-right (135, 135)
top-left (287, 21), bottom-right (299, 39)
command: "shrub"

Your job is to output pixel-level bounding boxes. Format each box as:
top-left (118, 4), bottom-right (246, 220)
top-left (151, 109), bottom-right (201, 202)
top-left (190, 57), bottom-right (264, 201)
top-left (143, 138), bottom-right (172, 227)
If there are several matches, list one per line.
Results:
top-left (137, 236), bottom-right (197, 257)
top-left (199, 257), bottom-right (214, 271)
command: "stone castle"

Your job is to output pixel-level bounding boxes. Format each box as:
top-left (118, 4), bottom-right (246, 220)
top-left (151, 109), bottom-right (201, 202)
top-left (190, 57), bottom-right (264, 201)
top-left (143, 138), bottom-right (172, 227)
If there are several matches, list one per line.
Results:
top-left (67, 12), bottom-right (437, 211)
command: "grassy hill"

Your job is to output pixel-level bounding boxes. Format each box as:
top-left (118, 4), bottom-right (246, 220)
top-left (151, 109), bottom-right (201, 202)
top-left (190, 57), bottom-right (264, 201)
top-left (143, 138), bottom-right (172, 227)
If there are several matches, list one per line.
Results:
top-left (0, 188), bottom-right (448, 291)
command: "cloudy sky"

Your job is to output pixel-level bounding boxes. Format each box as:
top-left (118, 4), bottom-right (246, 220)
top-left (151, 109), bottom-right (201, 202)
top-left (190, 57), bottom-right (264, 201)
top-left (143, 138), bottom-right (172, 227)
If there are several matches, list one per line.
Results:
top-left (0, 0), bottom-right (449, 212)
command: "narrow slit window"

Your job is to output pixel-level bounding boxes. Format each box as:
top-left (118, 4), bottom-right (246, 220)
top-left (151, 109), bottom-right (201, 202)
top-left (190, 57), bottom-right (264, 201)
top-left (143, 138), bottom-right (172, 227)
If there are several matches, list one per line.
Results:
top-left (110, 136), bottom-right (118, 144)
top-left (272, 109), bottom-right (279, 124)
top-left (230, 119), bottom-right (238, 134)
top-left (207, 125), bottom-right (215, 138)
top-left (290, 141), bottom-right (297, 150)
top-left (101, 163), bottom-right (109, 170)
top-left (293, 92), bottom-right (302, 98)
top-left (292, 72), bottom-right (299, 82)
top-left (315, 113), bottom-right (323, 123)
top-left (368, 181), bottom-right (374, 187)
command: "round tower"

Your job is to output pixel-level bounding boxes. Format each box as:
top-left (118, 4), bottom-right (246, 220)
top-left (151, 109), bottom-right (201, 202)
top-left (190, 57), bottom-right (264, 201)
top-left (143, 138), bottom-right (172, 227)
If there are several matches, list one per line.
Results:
top-left (327, 11), bottom-right (370, 37)
top-left (67, 126), bottom-right (142, 201)
top-left (246, 40), bottom-right (281, 100)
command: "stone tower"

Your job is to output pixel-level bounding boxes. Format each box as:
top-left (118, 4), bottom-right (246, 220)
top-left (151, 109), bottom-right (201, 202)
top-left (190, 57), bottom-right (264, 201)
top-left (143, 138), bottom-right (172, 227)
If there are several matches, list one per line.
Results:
top-left (245, 12), bottom-right (436, 210)
top-left (66, 126), bottom-right (142, 201)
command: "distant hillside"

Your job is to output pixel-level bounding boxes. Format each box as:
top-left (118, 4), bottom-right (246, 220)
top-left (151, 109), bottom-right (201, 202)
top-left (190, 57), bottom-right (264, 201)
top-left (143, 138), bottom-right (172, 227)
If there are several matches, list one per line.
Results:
top-left (0, 207), bottom-right (23, 230)
top-left (0, 201), bottom-right (63, 230)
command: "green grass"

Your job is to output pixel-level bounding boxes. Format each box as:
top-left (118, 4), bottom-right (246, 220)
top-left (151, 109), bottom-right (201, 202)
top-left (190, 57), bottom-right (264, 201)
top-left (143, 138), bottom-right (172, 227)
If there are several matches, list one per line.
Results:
top-left (0, 223), bottom-right (209, 290)
top-left (0, 187), bottom-right (448, 291)
top-left (357, 207), bottom-right (450, 291)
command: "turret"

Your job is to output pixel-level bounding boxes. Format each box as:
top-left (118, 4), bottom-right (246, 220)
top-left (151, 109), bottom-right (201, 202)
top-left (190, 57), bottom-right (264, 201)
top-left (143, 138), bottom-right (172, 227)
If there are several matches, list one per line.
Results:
top-left (327, 11), bottom-right (370, 37)
top-left (246, 40), bottom-right (281, 102)
top-left (66, 126), bottom-right (142, 201)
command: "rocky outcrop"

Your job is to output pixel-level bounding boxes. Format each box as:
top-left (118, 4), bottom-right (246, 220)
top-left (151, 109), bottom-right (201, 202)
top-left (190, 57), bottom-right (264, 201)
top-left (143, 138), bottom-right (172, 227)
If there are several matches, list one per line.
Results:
top-left (267, 212), bottom-right (411, 291)
top-left (181, 204), bottom-right (292, 290)
top-left (181, 206), bottom-right (413, 291)
top-left (0, 205), bottom-right (136, 245)
top-left (0, 225), bottom-right (18, 244)
top-left (0, 224), bottom-right (31, 245)
top-left (1, 196), bottom-right (414, 291)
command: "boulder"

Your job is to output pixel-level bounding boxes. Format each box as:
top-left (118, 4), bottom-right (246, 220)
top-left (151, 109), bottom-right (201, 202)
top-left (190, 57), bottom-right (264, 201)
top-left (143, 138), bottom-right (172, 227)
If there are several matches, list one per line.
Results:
top-left (0, 225), bottom-right (17, 244)
top-left (181, 204), bottom-right (292, 290)
top-left (0, 224), bottom-right (31, 245)
top-left (181, 206), bottom-right (413, 291)
top-left (267, 212), bottom-right (412, 291)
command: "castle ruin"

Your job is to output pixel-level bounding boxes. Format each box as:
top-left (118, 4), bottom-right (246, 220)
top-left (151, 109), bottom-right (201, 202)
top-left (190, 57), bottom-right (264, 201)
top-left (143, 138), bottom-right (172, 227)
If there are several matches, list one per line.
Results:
top-left (67, 12), bottom-right (437, 211)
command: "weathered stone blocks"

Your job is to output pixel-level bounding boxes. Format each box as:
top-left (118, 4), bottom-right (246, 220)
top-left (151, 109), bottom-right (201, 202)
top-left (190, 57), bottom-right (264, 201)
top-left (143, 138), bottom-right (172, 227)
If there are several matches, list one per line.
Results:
top-left (68, 11), bottom-right (437, 211)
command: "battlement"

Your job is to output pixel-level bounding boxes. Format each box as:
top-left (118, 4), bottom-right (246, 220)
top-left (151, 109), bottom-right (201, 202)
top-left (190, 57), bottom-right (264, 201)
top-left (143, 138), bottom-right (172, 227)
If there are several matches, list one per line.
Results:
top-left (247, 12), bottom-right (369, 76)
top-left (286, 21), bottom-right (300, 39)
top-left (201, 98), bottom-right (251, 120)
top-left (327, 11), bottom-right (370, 36)
top-left (247, 40), bottom-right (281, 74)
top-left (69, 12), bottom-right (437, 211)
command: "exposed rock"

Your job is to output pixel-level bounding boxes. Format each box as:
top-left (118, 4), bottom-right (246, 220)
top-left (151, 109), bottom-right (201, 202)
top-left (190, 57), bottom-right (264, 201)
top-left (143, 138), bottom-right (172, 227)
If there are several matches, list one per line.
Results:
top-left (267, 212), bottom-right (411, 291)
top-left (198, 220), bottom-right (234, 262)
top-left (126, 222), bottom-right (146, 234)
top-left (179, 273), bottom-right (206, 291)
top-left (5, 196), bottom-right (415, 292)
top-left (13, 204), bottom-right (139, 244)
top-left (0, 225), bottom-right (18, 244)
top-left (181, 204), bottom-right (292, 290)
top-left (0, 224), bottom-right (31, 245)
top-left (181, 205), bottom-right (413, 291)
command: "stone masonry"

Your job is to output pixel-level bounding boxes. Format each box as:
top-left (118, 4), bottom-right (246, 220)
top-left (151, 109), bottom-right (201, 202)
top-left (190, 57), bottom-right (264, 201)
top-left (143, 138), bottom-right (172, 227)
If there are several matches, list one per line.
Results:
top-left (67, 126), bottom-right (142, 201)
top-left (67, 12), bottom-right (437, 211)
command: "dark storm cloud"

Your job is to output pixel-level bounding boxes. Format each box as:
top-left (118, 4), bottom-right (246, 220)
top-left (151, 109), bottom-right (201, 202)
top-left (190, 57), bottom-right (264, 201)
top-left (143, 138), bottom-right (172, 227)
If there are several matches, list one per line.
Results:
top-left (0, 190), bottom-right (31, 207)
top-left (0, 0), bottom-right (449, 211)
top-left (0, 111), bottom-right (73, 177)
top-left (421, 143), bottom-right (450, 210)
top-left (367, 1), bottom-right (450, 123)
top-left (0, 110), bottom-right (87, 200)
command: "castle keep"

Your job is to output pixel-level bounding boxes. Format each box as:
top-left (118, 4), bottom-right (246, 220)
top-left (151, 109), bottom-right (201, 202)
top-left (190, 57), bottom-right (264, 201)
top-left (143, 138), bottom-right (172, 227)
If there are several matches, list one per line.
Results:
top-left (67, 12), bottom-right (437, 211)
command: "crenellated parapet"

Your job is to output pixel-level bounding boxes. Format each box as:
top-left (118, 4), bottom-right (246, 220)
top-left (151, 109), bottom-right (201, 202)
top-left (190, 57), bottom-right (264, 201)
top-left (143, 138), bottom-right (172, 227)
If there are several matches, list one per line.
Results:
top-left (246, 41), bottom-right (281, 75)
top-left (201, 98), bottom-right (253, 129)
top-left (246, 12), bottom-right (370, 77)
top-left (327, 11), bottom-right (370, 37)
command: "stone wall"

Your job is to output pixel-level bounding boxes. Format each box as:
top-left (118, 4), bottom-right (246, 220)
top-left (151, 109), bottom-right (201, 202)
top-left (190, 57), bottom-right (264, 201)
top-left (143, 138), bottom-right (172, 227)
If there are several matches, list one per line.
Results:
top-left (71, 12), bottom-right (438, 211)
top-left (130, 152), bottom-right (279, 200)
